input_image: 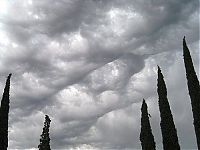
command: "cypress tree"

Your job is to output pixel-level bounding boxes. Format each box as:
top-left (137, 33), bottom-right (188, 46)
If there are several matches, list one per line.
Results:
top-left (183, 37), bottom-right (200, 149)
top-left (38, 115), bottom-right (51, 150)
top-left (157, 66), bottom-right (180, 150)
top-left (140, 99), bottom-right (156, 150)
top-left (0, 73), bottom-right (12, 150)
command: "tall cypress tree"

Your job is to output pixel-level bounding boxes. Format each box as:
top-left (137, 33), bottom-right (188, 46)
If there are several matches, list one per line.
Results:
top-left (140, 99), bottom-right (156, 150)
top-left (157, 66), bottom-right (180, 150)
top-left (38, 115), bottom-right (51, 150)
top-left (0, 73), bottom-right (12, 150)
top-left (183, 37), bottom-right (200, 149)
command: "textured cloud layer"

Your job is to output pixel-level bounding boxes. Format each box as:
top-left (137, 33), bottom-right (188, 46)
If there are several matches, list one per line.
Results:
top-left (0, 0), bottom-right (198, 149)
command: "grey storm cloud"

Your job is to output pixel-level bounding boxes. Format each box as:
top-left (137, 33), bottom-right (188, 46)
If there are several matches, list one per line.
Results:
top-left (0, 0), bottom-right (198, 149)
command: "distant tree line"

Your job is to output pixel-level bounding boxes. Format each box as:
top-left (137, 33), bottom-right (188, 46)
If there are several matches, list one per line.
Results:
top-left (0, 37), bottom-right (199, 150)
top-left (140, 37), bottom-right (200, 150)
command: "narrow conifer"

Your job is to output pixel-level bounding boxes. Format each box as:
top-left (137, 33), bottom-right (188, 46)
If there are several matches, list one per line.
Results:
top-left (157, 66), bottom-right (180, 150)
top-left (183, 37), bottom-right (200, 149)
top-left (38, 115), bottom-right (51, 150)
top-left (140, 99), bottom-right (156, 150)
top-left (0, 73), bottom-right (12, 150)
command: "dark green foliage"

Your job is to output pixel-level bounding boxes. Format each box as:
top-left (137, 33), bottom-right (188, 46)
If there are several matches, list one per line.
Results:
top-left (183, 37), bottom-right (200, 149)
top-left (38, 115), bottom-right (51, 150)
top-left (0, 73), bottom-right (12, 150)
top-left (157, 67), bottom-right (180, 150)
top-left (140, 99), bottom-right (156, 150)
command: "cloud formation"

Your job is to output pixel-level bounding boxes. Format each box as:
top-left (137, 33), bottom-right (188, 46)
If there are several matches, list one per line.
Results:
top-left (0, 0), bottom-right (198, 149)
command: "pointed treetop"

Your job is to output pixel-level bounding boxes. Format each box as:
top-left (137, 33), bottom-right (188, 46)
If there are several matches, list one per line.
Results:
top-left (8, 74), bottom-right (12, 79)
top-left (142, 99), bottom-right (147, 108)
top-left (45, 115), bottom-right (51, 123)
top-left (157, 65), bottom-right (161, 74)
top-left (157, 65), bottom-right (164, 80)
top-left (157, 65), bottom-right (160, 70)
top-left (6, 74), bottom-right (12, 83)
top-left (4, 73), bottom-right (12, 91)
top-left (183, 36), bottom-right (188, 49)
top-left (183, 36), bottom-right (191, 58)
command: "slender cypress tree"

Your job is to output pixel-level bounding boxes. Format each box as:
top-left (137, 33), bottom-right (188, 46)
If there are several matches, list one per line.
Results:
top-left (157, 66), bottom-right (180, 150)
top-left (140, 99), bottom-right (156, 150)
top-left (0, 73), bottom-right (12, 150)
top-left (183, 37), bottom-right (200, 149)
top-left (38, 115), bottom-right (51, 150)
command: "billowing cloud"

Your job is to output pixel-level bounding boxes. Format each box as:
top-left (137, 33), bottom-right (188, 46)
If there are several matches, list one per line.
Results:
top-left (0, 0), bottom-right (198, 149)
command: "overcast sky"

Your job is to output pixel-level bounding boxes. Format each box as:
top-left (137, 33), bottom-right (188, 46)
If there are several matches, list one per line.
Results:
top-left (0, 0), bottom-right (199, 149)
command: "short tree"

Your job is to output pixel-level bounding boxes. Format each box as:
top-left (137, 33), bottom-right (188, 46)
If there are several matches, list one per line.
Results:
top-left (140, 99), bottom-right (156, 150)
top-left (38, 115), bottom-right (51, 150)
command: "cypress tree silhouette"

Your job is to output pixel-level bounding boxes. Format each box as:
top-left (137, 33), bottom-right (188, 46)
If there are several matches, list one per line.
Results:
top-left (0, 73), bottom-right (12, 150)
top-left (157, 66), bottom-right (180, 150)
top-left (38, 115), bottom-right (51, 150)
top-left (140, 99), bottom-right (156, 150)
top-left (183, 37), bottom-right (200, 149)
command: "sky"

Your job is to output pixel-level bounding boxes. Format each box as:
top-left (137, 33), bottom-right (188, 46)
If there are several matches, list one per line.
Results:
top-left (0, 0), bottom-right (199, 149)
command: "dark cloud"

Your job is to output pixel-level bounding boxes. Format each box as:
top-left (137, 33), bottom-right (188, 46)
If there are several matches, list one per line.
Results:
top-left (0, 0), bottom-right (198, 149)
